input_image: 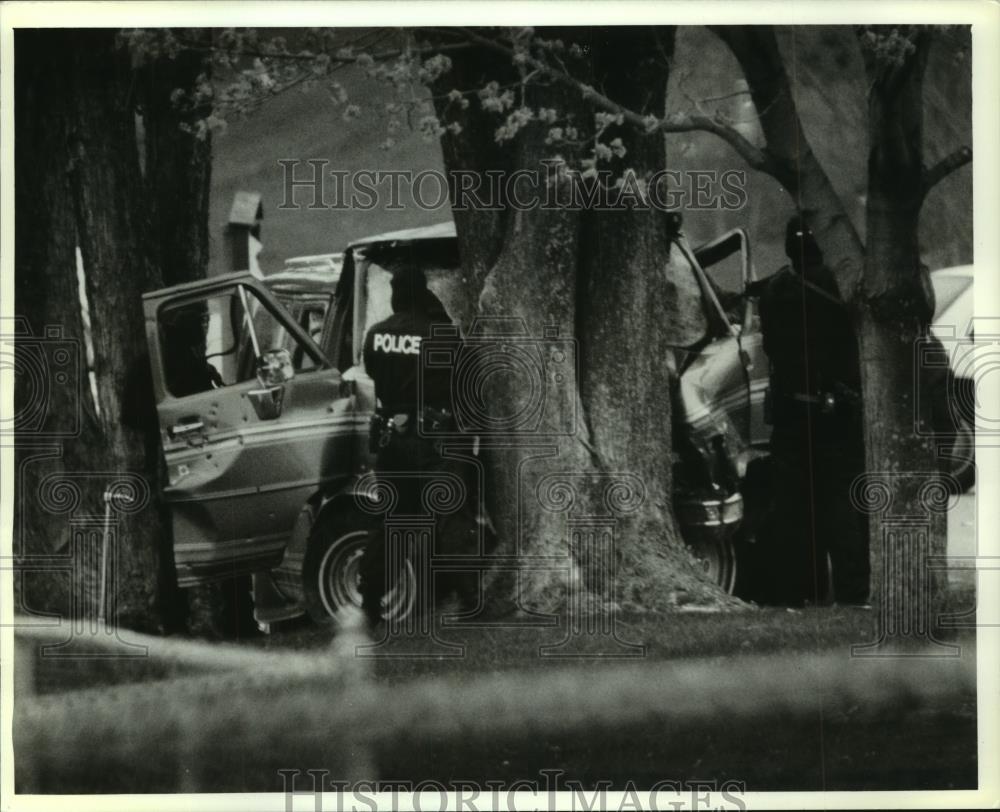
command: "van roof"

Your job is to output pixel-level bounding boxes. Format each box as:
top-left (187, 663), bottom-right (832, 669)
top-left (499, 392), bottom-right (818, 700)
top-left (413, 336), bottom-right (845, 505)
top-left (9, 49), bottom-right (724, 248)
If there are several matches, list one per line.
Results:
top-left (347, 221), bottom-right (456, 249)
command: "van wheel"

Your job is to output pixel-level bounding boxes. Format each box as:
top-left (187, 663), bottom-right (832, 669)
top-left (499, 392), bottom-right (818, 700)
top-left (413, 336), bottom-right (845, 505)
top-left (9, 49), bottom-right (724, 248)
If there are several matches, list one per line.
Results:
top-left (304, 511), bottom-right (417, 624)
top-left (686, 536), bottom-right (738, 595)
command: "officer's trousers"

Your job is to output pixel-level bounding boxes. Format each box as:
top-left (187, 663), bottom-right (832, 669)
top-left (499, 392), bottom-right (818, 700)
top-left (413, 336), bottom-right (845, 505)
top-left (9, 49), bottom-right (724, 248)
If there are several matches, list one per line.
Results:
top-left (359, 431), bottom-right (480, 627)
top-left (767, 414), bottom-right (870, 605)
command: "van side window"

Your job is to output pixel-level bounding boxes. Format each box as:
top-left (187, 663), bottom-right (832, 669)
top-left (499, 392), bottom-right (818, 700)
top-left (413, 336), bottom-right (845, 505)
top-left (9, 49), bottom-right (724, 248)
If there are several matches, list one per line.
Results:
top-left (159, 287), bottom-right (320, 398)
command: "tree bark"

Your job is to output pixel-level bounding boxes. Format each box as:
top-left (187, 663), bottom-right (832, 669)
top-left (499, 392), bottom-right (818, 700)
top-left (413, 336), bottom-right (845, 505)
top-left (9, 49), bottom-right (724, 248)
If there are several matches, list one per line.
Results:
top-left (857, 30), bottom-right (948, 635)
top-left (13, 30), bottom-right (98, 620)
top-left (577, 28), bottom-right (733, 609)
top-left (14, 30), bottom-right (177, 633)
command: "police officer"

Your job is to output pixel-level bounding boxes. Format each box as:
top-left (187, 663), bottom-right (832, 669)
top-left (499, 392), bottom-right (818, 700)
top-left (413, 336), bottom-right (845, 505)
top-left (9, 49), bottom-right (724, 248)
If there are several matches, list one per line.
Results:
top-left (757, 215), bottom-right (869, 605)
top-left (359, 266), bottom-right (464, 629)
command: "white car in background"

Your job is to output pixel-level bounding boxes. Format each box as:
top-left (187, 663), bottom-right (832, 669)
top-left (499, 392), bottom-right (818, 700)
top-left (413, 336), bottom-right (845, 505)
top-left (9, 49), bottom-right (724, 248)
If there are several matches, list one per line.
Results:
top-left (929, 265), bottom-right (976, 490)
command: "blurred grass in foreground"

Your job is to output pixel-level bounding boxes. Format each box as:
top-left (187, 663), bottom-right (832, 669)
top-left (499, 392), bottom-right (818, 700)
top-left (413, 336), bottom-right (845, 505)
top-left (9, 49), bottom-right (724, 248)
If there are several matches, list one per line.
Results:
top-left (12, 592), bottom-right (977, 794)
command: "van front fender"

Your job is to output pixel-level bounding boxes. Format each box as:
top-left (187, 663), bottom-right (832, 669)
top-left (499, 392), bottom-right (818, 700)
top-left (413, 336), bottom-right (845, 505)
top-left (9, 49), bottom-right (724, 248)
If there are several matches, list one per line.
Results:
top-left (271, 476), bottom-right (373, 603)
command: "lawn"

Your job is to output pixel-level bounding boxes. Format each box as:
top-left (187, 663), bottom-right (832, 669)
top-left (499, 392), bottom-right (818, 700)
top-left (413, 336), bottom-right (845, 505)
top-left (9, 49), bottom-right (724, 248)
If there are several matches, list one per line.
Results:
top-left (14, 588), bottom-right (978, 795)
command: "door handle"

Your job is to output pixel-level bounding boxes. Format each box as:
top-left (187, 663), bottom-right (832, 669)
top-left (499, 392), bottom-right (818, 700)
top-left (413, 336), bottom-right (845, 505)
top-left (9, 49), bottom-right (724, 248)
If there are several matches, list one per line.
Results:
top-left (169, 420), bottom-right (204, 438)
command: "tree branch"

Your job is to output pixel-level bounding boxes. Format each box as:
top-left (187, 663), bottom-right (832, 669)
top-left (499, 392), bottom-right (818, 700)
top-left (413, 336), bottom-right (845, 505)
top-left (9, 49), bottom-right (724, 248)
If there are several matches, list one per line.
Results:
top-left (709, 25), bottom-right (866, 297)
top-left (923, 146), bottom-right (972, 196)
top-left (657, 111), bottom-right (777, 173)
top-left (446, 26), bottom-right (778, 174)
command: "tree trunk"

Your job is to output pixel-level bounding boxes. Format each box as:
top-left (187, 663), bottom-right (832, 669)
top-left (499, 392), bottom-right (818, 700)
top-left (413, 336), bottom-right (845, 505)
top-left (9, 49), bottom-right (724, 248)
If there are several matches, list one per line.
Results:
top-left (857, 32), bottom-right (947, 641)
top-left (576, 28), bottom-right (735, 609)
top-left (434, 28), bottom-right (732, 614)
top-left (140, 30), bottom-right (214, 287)
top-left (13, 30), bottom-right (100, 621)
top-left (14, 30), bottom-right (176, 633)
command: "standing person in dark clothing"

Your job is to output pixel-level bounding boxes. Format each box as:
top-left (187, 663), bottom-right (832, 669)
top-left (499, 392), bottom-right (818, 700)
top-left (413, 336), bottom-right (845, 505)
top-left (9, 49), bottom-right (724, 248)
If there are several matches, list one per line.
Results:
top-left (758, 215), bottom-right (869, 606)
top-left (359, 267), bottom-right (464, 629)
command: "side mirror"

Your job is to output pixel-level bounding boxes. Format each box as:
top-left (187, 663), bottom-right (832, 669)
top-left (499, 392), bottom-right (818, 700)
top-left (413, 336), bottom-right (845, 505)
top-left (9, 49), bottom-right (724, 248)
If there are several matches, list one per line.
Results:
top-left (248, 385), bottom-right (284, 420)
top-left (248, 349), bottom-right (294, 420)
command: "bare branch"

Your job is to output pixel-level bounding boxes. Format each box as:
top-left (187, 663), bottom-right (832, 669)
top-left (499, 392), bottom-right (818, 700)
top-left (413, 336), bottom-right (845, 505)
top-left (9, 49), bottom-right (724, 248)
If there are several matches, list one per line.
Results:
top-left (657, 112), bottom-right (774, 172)
top-left (699, 89), bottom-right (752, 105)
top-left (923, 146), bottom-right (972, 196)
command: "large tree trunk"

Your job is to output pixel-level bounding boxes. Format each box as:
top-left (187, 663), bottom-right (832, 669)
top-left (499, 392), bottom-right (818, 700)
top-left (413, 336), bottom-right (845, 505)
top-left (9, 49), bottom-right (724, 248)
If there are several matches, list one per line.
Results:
top-left (433, 28), bottom-right (731, 615)
top-left (856, 31), bottom-right (947, 643)
top-left (576, 28), bottom-right (735, 609)
top-left (14, 30), bottom-right (175, 633)
top-left (13, 30), bottom-right (99, 622)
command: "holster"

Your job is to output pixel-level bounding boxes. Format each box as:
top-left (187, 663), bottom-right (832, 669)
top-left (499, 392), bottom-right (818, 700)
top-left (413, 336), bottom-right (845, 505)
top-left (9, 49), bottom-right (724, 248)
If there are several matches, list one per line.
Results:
top-left (369, 414), bottom-right (394, 453)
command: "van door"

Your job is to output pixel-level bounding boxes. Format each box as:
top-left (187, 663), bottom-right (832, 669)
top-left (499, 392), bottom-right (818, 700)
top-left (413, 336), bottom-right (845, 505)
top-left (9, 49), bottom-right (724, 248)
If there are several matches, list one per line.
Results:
top-left (142, 274), bottom-right (362, 586)
top-left (689, 229), bottom-right (767, 448)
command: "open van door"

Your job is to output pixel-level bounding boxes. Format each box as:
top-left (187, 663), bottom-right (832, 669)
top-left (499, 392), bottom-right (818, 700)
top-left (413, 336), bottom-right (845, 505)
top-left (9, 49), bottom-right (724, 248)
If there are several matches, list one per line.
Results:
top-left (142, 272), bottom-right (361, 586)
top-left (691, 228), bottom-right (769, 450)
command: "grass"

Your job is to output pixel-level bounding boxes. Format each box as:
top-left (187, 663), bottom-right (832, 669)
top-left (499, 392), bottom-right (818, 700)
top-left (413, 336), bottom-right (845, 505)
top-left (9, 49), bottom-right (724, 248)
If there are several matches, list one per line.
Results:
top-left (256, 592), bottom-right (977, 685)
top-left (15, 594), bottom-right (977, 794)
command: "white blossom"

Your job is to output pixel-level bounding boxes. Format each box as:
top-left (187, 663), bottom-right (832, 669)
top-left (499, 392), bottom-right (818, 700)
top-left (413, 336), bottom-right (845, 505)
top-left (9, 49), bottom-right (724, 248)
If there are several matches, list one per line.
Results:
top-left (418, 114), bottom-right (446, 142)
top-left (594, 142), bottom-right (613, 162)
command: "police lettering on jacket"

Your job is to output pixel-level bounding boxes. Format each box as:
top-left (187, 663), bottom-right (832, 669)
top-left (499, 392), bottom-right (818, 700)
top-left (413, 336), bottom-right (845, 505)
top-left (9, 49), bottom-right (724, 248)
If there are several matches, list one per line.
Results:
top-left (372, 332), bottom-right (422, 355)
top-left (363, 307), bottom-right (458, 415)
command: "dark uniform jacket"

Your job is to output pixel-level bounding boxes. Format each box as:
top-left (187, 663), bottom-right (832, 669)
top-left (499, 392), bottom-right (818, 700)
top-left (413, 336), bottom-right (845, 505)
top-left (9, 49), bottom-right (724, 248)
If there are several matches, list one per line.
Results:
top-left (362, 291), bottom-right (457, 416)
top-left (758, 263), bottom-right (861, 416)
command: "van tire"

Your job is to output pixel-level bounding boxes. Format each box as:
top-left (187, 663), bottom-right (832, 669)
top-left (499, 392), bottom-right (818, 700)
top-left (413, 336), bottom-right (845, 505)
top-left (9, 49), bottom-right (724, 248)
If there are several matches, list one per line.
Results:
top-left (303, 510), bottom-right (417, 625)
top-left (686, 535), bottom-right (738, 595)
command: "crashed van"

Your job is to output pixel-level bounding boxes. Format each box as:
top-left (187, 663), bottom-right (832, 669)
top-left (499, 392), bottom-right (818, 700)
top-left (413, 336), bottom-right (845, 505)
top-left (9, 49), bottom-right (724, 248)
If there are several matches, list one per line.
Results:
top-left (142, 221), bottom-right (768, 626)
